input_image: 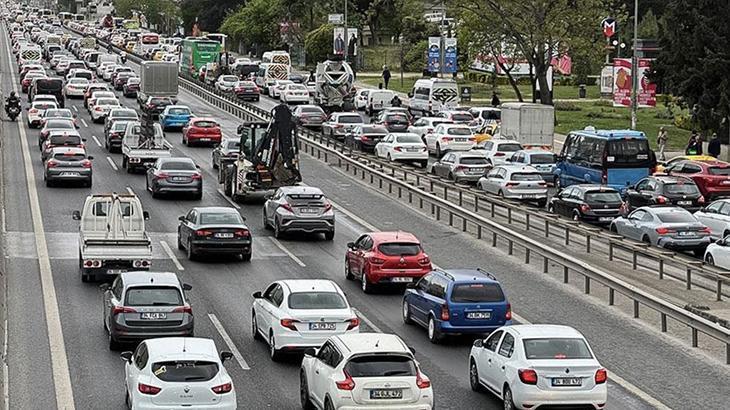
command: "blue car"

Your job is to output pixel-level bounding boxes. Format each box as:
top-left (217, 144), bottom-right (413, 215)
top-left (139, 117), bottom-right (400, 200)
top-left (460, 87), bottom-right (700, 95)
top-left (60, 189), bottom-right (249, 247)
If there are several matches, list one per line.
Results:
top-left (159, 105), bottom-right (192, 130)
top-left (402, 268), bottom-right (512, 343)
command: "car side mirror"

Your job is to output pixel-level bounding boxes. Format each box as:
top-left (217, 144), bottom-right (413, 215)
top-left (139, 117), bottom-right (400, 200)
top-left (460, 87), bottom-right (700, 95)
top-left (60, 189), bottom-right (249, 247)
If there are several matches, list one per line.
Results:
top-left (178, 215), bottom-right (186, 221)
top-left (220, 351), bottom-right (234, 363)
top-left (82, 138), bottom-right (87, 142)
top-left (264, 194), bottom-right (273, 200)
top-left (182, 283), bottom-right (192, 291)
top-left (407, 92), bottom-right (413, 98)
top-left (252, 291), bottom-right (262, 299)
top-left (87, 155), bottom-right (94, 160)
top-left (72, 210), bottom-right (81, 220)
top-left (120, 351), bottom-right (133, 363)
top-left (405, 282), bottom-right (417, 289)
top-left (408, 346), bottom-right (416, 354)
top-left (347, 242), bottom-right (355, 249)
top-left (99, 283), bottom-right (110, 291)
top-left (473, 339), bottom-right (484, 348)
top-left (143, 211), bottom-right (150, 220)
top-left (303, 348), bottom-right (316, 357)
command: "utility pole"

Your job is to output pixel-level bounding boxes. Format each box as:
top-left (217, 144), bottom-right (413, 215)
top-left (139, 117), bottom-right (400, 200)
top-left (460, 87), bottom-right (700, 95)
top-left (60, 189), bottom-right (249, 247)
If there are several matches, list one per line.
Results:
top-left (630, 0), bottom-right (638, 130)
top-left (343, 0), bottom-right (348, 63)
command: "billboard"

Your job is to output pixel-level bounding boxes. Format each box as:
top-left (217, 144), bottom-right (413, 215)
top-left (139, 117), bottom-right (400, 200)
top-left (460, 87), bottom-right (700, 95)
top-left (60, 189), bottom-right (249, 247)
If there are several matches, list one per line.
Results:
top-left (612, 58), bottom-right (656, 107)
top-left (347, 28), bottom-right (358, 56)
top-left (428, 37), bottom-right (441, 73)
top-left (637, 58), bottom-right (657, 107)
top-left (443, 38), bottom-right (457, 73)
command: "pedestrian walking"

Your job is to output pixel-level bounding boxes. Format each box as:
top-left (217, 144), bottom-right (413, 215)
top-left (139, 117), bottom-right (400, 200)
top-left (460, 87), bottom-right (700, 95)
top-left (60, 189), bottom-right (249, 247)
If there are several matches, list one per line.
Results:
top-left (382, 65), bottom-right (391, 90)
top-left (657, 126), bottom-right (668, 161)
top-left (491, 92), bottom-right (501, 107)
top-left (708, 133), bottom-right (721, 158)
top-left (686, 134), bottom-right (701, 155)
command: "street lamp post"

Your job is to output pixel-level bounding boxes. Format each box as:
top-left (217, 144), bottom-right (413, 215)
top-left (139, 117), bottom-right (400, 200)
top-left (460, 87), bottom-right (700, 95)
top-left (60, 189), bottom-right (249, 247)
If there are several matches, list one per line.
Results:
top-left (343, 0), bottom-right (348, 63)
top-left (630, 0), bottom-right (638, 130)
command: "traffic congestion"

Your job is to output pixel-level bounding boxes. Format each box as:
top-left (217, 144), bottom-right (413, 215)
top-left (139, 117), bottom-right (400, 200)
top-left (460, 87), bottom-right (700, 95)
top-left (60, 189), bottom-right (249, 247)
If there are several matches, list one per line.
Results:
top-left (0, 4), bottom-right (728, 410)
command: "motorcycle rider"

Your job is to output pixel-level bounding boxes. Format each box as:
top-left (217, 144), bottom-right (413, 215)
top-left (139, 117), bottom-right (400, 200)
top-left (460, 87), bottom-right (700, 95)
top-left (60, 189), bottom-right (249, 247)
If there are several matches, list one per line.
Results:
top-left (5, 91), bottom-right (20, 116)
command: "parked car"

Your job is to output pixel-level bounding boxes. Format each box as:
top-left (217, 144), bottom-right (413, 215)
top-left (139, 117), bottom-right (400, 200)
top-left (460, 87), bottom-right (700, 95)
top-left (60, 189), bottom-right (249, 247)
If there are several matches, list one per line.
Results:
top-left (344, 125), bottom-right (389, 152)
top-left (345, 231), bottom-right (432, 293)
top-left (252, 279), bottom-right (359, 361)
top-left (374, 132), bottom-right (429, 168)
top-left (693, 199), bottom-right (730, 240)
top-left (507, 149), bottom-right (557, 185)
top-left (663, 160), bottom-right (730, 200)
top-left (403, 268), bottom-right (512, 343)
top-left (625, 175), bottom-right (704, 212)
top-left (146, 157), bottom-right (203, 200)
top-left (262, 186), bottom-right (335, 240)
top-left (291, 105), bottom-right (326, 129)
top-left (469, 325), bottom-right (607, 410)
top-left (478, 165), bottom-right (548, 207)
top-left (548, 185), bottom-right (626, 223)
top-left (43, 146), bottom-right (93, 187)
top-left (182, 117), bottom-right (222, 146)
top-left (177, 206), bottom-right (251, 261)
top-left (424, 124), bottom-right (476, 158)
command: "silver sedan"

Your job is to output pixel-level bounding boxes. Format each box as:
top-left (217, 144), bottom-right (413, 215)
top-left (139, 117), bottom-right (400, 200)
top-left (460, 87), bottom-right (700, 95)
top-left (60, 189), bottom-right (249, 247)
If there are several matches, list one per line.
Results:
top-left (478, 165), bottom-right (548, 207)
top-left (610, 206), bottom-right (711, 255)
top-left (262, 186), bottom-right (335, 240)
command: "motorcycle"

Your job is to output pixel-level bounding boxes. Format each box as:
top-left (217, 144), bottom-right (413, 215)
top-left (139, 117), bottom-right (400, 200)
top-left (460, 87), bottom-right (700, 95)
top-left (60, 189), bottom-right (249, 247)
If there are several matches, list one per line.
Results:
top-left (6, 105), bottom-right (20, 121)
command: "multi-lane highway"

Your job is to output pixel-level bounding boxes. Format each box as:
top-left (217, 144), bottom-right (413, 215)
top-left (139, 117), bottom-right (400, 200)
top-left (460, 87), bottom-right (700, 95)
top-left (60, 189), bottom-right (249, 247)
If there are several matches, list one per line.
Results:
top-left (1, 23), bottom-right (729, 410)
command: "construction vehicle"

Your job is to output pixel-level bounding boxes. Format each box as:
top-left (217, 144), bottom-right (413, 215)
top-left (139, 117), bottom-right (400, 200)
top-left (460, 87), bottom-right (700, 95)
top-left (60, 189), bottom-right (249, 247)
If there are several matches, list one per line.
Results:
top-left (314, 57), bottom-right (355, 112)
top-left (72, 193), bottom-right (152, 282)
top-left (222, 104), bottom-right (302, 202)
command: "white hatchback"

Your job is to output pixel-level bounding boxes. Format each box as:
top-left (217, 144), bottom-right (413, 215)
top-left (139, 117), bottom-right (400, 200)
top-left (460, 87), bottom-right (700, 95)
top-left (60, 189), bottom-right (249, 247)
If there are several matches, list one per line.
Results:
top-left (301, 333), bottom-right (434, 410)
top-left (469, 325), bottom-right (607, 410)
top-left (252, 279), bottom-right (359, 361)
top-left (121, 337), bottom-right (237, 410)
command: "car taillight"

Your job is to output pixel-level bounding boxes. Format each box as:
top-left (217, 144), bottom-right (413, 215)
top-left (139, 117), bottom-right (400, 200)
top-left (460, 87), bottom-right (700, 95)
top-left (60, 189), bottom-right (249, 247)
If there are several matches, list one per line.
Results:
top-left (132, 260), bottom-right (150, 268)
top-left (441, 137), bottom-right (452, 142)
top-left (346, 317), bottom-right (360, 330)
top-left (83, 259), bottom-right (102, 268)
top-left (701, 226), bottom-right (712, 234)
top-left (454, 165), bottom-right (466, 171)
top-left (413, 370), bottom-right (431, 389)
top-left (323, 203), bottom-right (333, 212)
top-left (234, 229), bottom-right (250, 237)
top-left (191, 173), bottom-right (202, 180)
top-left (494, 152), bottom-right (505, 157)
top-left (29, 108), bottom-right (38, 114)
top-left (334, 124), bottom-right (343, 128)
top-left (619, 202), bottom-right (628, 213)
top-left (418, 255), bottom-right (430, 265)
top-left (112, 306), bottom-right (136, 315)
top-left (440, 304), bottom-right (449, 321)
top-left (41, 130), bottom-right (49, 138)
top-left (518, 369), bottom-right (538, 385)
top-left (196, 229), bottom-right (213, 237)
top-left (655, 227), bottom-right (675, 234)
top-left (211, 382), bottom-right (232, 394)
top-left (370, 257), bottom-right (385, 264)
top-left (173, 305), bottom-right (193, 314)
top-left (335, 369), bottom-right (355, 391)
top-left (280, 318), bottom-right (299, 331)
top-left (394, 146), bottom-right (402, 152)
top-left (656, 195), bottom-right (668, 204)
top-left (81, 159), bottom-right (92, 168)
top-left (361, 135), bottom-right (370, 141)
top-left (46, 160), bottom-right (59, 168)
top-left (154, 172), bottom-right (169, 180)
top-left (469, 137), bottom-right (477, 142)
top-left (505, 182), bottom-right (518, 188)
top-left (505, 303), bottom-right (512, 320)
top-left (138, 383), bottom-right (161, 395)
top-left (595, 368), bottom-right (608, 384)
top-left (94, 106), bottom-right (103, 111)
top-left (279, 203), bottom-right (294, 213)
top-left (580, 204), bottom-right (591, 213)
top-left (698, 195), bottom-right (705, 204)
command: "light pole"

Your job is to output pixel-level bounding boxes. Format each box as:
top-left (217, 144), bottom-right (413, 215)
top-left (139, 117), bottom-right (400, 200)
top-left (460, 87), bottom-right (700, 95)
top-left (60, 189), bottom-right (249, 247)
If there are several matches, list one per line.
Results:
top-left (343, 0), bottom-right (348, 63)
top-left (630, 0), bottom-right (638, 130)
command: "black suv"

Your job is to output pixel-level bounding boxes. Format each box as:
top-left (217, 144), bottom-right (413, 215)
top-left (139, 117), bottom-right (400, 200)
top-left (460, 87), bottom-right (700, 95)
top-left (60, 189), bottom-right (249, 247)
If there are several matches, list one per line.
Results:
top-left (625, 175), bottom-right (704, 212)
top-left (548, 184), bottom-right (625, 224)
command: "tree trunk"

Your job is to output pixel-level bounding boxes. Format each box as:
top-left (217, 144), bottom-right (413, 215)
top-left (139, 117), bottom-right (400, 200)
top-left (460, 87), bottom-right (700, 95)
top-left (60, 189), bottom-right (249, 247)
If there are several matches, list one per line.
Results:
top-left (497, 61), bottom-right (523, 102)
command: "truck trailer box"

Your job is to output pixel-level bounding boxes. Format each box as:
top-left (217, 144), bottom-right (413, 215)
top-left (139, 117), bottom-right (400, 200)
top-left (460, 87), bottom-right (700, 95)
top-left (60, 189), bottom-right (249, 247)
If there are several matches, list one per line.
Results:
top-left (499, 102), bottom-right (554, 149)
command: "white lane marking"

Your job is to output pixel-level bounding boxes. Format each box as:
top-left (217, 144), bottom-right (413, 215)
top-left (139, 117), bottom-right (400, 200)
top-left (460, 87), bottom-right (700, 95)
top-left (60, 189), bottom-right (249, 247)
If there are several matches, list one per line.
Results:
top-left (511, 313), bottom-right (670, 409)
top-left (328, 198), bottom-right (379, 232)
top-left (268, 236), bottom-right (306, 267)
top-left (3, 28), bottom-right (77, 408)
top-left (91, 135), bottom-right (102, 147)
top-left (3, 318), bottom-right (8, 410)
top-left (80, 118), bottom-right (88, 128)
top-left (207, 313), bottom-right (250, 370)
top-left (126, 186), bottom-right (134, 195)
top-left (159, 240), bottom-right (184, 271)
top-left (72, 105), bottom-right (78, 112)
top-left (216, 189), bottom-right (241, 209)
top-left (106, 156), bottom-right (118, 171)
top-left (351, 308), bottom-right (383, 333)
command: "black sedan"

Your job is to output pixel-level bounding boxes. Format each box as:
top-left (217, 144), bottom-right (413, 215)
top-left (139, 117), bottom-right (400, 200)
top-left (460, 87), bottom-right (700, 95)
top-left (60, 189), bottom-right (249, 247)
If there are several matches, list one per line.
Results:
top-left (548, 184), bottom-right (625, 224)
top-left (177, 206), bottom-right (252, 261)
top-left (344, 125), bottom-right (388, 152)
top-left (625, 175), bottom-right (704, 212)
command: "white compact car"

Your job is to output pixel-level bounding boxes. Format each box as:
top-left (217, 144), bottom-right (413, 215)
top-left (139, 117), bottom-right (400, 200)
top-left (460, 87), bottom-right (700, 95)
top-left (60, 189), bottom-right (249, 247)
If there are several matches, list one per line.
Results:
top-left (27, 100), bottom-right (58, 128)
top-left (478, 165), bottom-right (548, 207)
top-left (375, 132), bottom-right (428, 168)
top-left (693, 198), bottom-right (730, 240)
top-left (408, 117), bottom-right (454, 139)
top-left (300, 333), bottom-right (434, 410)
top-left (252, 279), bottom-right (359, 361)
top-left (477, 139), bottom-right (524, 166)
top-left (424, 123), bottom-right (476, 158)
top-left (280, 83), bottom-right (310, 104)
top-left (64, 77), bottom-right (89, 98)
top-left (270, 79), bottom-right (294, 98)
top-left (121, 337), bottom-right (237, 410)
top-left (87, 91), bottom-right (116, 113)
top-left (469, 325), bottom-right (607, 410)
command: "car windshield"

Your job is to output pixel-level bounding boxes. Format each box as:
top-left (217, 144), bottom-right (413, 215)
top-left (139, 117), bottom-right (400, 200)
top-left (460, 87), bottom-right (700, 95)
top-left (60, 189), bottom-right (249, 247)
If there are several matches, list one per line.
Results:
top-left (523, 338), bottom-right (594, 360)
top-left (656, 212), bottom-right (695, 223)
top-left (446, 127), bottom-right (471, 136)
top-left (361, 126), bottom-right (386, 134)
top-left (168, 108), bottom-right (190, 115)
top-left (222, 76), bottom-right (237, 82)
top-left (288, 292), bottom-right (347, 309)
top-left (530, 153), bottom-right (556, 164)
top-left (450, 283), bottom-right (505, 303)
top-left (113, 110), bottom-right (137, 118)
top-left (338, 115), bottom-right (362, 124)
top-left (199, 212), bottom-right (243, 225)
top-left (52, 152), bottom-right (85, 161)
top-left (708, 167), bottom-right (730, 176)
top-left (510, 173), bottom-right (542, 181)
top-left (378, 242), bottom-right (421, 256)
top-left (497, 143), bottom-right (522, 152)
top-left (345, 355), bottom-right (416, 377)
top-left (301, 106), bottom-right (324, 114)
top-left (585, 191), bottom-right (621, 203)
top-left (160, 161), bottom-right (196, 171)
top-left (151, 361), bottom-right (219, 382)
top-left (396, 135), bottom-right (421, 144)
top-left (664, 183), bottom-right (699, 195)
top-left (124, 286), bottom-right (182, 306)
top-left (46, 120), bottom-right (74, 129)
top-left (452, 113), bottom-right (473, 122)
top-left (193, 121), bottom-right (217, 128)
top-left (97, 99), bottom-right (117, 105)
top-left (460, 157), bottom-right (488, 165)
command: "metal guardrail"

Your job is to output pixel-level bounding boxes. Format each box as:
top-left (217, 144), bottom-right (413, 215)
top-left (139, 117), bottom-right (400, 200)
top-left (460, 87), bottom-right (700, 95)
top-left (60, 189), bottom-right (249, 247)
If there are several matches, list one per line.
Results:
top-left (78, 28), bottom-right (730, 362)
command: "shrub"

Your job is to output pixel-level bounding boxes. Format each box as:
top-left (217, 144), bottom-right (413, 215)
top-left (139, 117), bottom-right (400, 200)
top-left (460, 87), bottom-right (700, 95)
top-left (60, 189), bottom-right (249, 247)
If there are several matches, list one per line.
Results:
top-left (593, 99), bottom-right (612, 107)
top-left (554, 101), bottom-right (582, 112)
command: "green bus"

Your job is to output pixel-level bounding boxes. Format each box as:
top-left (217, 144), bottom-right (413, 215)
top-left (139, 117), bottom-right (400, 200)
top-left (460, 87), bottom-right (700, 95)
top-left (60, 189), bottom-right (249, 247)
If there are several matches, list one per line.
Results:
top-left (180, 39), bottom-right (222, 76)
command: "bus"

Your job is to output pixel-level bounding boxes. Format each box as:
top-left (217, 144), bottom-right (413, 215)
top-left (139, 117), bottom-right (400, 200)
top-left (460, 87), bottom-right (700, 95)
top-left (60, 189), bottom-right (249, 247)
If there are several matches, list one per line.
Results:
top-left (179, 38), bottom-right (221, 76)
top-left (554, 127), bottom-right (657, 192)
top-left (256, 50), bottom-right (291, 92)
top-left (134, 32), bottom-right (160, 55)
top-left (203, 33), bottom-right (228, 51)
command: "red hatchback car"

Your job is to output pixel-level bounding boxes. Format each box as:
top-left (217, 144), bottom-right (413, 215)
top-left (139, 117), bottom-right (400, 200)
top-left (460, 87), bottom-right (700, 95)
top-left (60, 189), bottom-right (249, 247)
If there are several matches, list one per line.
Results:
top-left (664, 160), bottom-right (730, 199)
top-left (182, 117), bottom-right (223, 147)
top-left (345, 231), bottom-right (432, 293)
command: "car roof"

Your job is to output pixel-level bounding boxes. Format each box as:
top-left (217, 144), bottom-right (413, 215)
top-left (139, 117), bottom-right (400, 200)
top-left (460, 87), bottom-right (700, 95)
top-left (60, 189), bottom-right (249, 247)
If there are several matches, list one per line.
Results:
top-left (49, 146), bottom-right (85, 154)
top-left (522, 149), bottom-right (554, 156)
top-left (191, 206), bottom-right (239, 214)
top-left (436, 268), bottom-right (500, 284)
top-left (165, 105), bottom-right (190, 110)
top-left (571, 128), bottom-right (647, 139)
top-left (279, 186), bottom-right (324, 195)
top-left (571, 184), bottom-right (618, 193)
top-left (333, 333), bottom-right (410, 355)
top-left (506, 324), bottom-right (585, 339)
top-left (682, 160), bottom-right (729, 168)
top-left (368, 231), bottom-right (419, 243)
top-left (160, 157), bottom-right (194, 163)
top-left (492, 139), bottom-right (521, 145)
top-left (451, 151), bottom-right (487, 159)
top-left (120, 271), bottom-right (180, 287)
top-left (191, 117), bottom-right (217, 122)
top-left (649, 175), bottom-right (690, 183)
top-left (279, 279), bottom-right (339, 294)
top-left (145, 337), bottom-right (218, 361)
top-left (641, 206), bottom-right (690, 214)
top-left (499, 165), bottom-right (539, 173)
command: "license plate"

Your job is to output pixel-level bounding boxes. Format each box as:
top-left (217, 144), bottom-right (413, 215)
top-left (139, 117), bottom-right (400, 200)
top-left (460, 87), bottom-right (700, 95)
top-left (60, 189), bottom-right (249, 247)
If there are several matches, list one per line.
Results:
top-left (470, 168), bottom-right (484, 173)
top-left (59, 172), bottom-right (79, 176)
top-left (215, 232), bottom-right (234, 238)
top-left (466, 311), bottom-right (491, 320)
top-left (107, 269), bottom-right (126, 274)
top-left (406, 148), bottom-right (419, 152)
top-left (309, 322), bottom-right (336, 331)
top-left (598, 217), bottom-right (614, 222)
top-left (391, 277), bottom-right (412, 283)
top-left (455, 138), bottom-right (467, 142)
top-left (140, 312), bottom-right (167, 320)
top-left (374, 103), bottom-right (382, 108)
top-left (299, 208), bottom-right (319, 214)
top-left (370, 389), bottom-right (403, 399)
top-left (552, 377), bottom-right (582, 387)
top-left (722, 180), bottom-right (730, 185)
top-left (522, 194), bottom-right (536, 199)
top-left (677, 201), bottom-right (692, 205)
top-left (199, 138), bottom-right (210, 141)
top-left (172, 176), bottom-right (188, 181)
top-left (678, 231), bottom-right (695, 236)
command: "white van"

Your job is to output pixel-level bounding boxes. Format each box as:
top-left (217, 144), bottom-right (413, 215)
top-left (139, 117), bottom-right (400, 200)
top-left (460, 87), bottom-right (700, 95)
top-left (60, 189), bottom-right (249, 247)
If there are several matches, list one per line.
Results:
top-left (365, 89), bottom-right (396, 115)
top-left (408, 78), bottom-right (458, 117)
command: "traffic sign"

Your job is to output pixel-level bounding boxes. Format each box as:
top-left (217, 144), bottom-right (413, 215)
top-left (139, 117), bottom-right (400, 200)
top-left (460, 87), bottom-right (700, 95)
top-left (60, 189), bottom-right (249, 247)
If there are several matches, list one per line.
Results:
top-left (601, 17), bottom-right (616, 37)
top-left (328, 14), bottom-right (343, 25)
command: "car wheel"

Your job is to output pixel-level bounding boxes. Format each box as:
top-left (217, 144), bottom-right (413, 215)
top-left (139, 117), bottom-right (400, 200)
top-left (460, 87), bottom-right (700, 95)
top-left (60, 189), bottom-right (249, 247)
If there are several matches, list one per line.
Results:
top-left (125, 389), bottom-right (131, 410)
top-left (387, 153), bottom-right (392, 162)
top-left (269, 332), bottom-right (282, 362)
top-left (448, 172), bottom-right (455, 182)
top-left (212, 156), bottom-right (218, 170)
top-left (300, 372), bottom-right (316, 410)
top-left (177, 231), bottom-right (184, 250)
top-left (470, 359), bottom-right (483, 392)
top-left (642, 235), bottom-right (651, 244)
top-left (610, 224), bottom-right (618, 233)
top-left (252, 310), bottom-right (263, 341)
top-left (427, 316), bottom-right (442, 344)
top-left (503, 386), bottom-right (515, 410)
top-left (361, 271), bottom-right (373, 294)
top-left (498, 190), bottom-right (505, 198)
top-left (274, 219), bottom-right (283, 239)
top-left (324, 397), bottom-right (335, 410)
top-left (402, 300), bottom-right (413, 325)
top-left (186, 239), bottom-right (196, 261)
top-left (706, 253), bottom-right (715, 266)
top-left (420, 160), bottom-right (428, 169)
top-left (241, 252), bottom-right (252, 262)
top-left (572, 211), bottom-right (581, 221)
top-left (324, 230), bottom-right (335, 241)
top-left (345, 258), bottom-right (354, 280)
top-left (436, 143), bottom-right (442, 158)
top-left (262, 210), bottom-right (270, 229)
top-left (724, 230), bottom-right (730, 239)
top-left (108, 332), bottom-right (121, 351)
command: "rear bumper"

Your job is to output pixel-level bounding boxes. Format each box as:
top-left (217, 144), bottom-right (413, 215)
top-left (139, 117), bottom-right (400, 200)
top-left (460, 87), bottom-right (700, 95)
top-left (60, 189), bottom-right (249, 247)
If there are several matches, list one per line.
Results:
top-left (368, 269), bottom-right (431, 284)
top-left (46, 170), bottom-right (92, 181)
top-left (110, 322), bottom-right (194, 342)
top-left (391, 152), bottom-right (429, 161)
top-left (161, 119), bottom-right (190, 128)
top-left (187, 134), bottom-right (222, 143)
top-left (279, 217), bottom-right (335, 234)
top-left (514, 384), bottom-right (607, 409)
top-left (502, 189), bottom-right (548, 200)
top-left (658, 237), bottom-right (711, 250)
top-left (191, 239), bottom-right (252, 254)
top-left (437, 319), bottom-right (512, 334)
top-left (441, 142), bottom-right (475, 152)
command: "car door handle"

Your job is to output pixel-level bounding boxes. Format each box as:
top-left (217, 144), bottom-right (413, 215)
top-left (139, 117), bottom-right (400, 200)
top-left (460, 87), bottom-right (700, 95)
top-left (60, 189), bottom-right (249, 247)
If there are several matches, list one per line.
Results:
top-left (501, 366), bottom-right (505, 370)
top-left (487, 359), bottom-right (491, 363)
top-left (315, 370), bottom-right (319, 374)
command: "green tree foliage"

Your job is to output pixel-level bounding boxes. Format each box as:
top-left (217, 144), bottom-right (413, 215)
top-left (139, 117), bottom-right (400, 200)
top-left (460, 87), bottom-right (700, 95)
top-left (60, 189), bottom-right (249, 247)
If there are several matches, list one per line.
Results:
top-left (219, 0), bottom-right (285, 55)
top-left (651, 0), bottom-right (730, 135)
top-left (400, 15), bottom-right (440, 45)
top-left (179, 0), bottom-right (244, 36)
top-left (403, 39), bottom-right (428, 71)
top-left (637, 9), bottom-right (659, 38)
top-left (304, 24), bottom-right (335, 66)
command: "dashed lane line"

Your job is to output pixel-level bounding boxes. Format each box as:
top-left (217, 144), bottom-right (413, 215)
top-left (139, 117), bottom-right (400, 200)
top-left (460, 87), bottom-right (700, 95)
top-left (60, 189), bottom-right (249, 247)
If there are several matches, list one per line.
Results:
top-left (91, 135), bottom-right (102, 148)
top-left (80, 119), bottom-right (88, 128)
top-left (159, 240), bottom-right (184, 271)
top-left (105, 156), bottom-right (118, 171)
top-left (268, 236), bottom-right (306, 267)
top-left (126, 186), bottom-right (134, 195)
top-left (207, 314), bottom-right (250, 370)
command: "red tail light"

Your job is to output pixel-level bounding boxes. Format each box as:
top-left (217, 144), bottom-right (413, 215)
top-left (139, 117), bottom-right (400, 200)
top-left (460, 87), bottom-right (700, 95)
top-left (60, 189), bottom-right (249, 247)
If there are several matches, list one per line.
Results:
top-left (701, 227), bottom-right (712, 234)
top-left (46, 160), bottom-right (59, 168)
top-left (698, 195), bottom-right (705, 204)
top-left (580, 204), bottom-right (591, 213)
top-left (234, 229), bottom-right (250, 237)
top-left (211, 382), bottom-right (232, 394)
top-left (335, 369), bottom-right (355, 391)
top-left (442, 137), bottom-right (452, 142)
top-left (280, 318), bottom-right (299, 331)
top-left (81, 160), bottom-right (92, 168)
top-left (370, 257), bottom-right (385, 264)
top-left (518, 369), bottom-right (538, 385)
top-left (196, 229), bottom-right (213, 237)
top-left (361, 136), bottom-right (370, 141)
top-left (656, 195), bottom-right (668, 204)
top-left (280, 203), bottom-right (294, 213)
top-left (416, 371), bottom-right (431, 389)
top-left (29, 108), bottom-right (38, 114)
top-left (323, 203), bottom-right (333, 212)
top-left (505, 303), bottom-right (512, 320)
top-left (191, 173), bottom-right (202, 180)
top-left (418, 255), bottom-right (430, 265)
top-left (619, 202), bottom-right (628, 213)
top-left (655, 227), bottom-right (675, 235)
top-left (454, 165), bottom-right (466, 171)
top-left (595, 368), bottom-right (608, 384)
top-left (138, 383), bottom-right (161, 395)
top-left (172, 305), bottom-right (193, 314)
top-left (154, 172), bottom-right (169, 180)
top-left (505, 182), bottom-right (518, 188)
top-left (440, 304), bottom-right (449, 321)
top-left (112, 306), bottom-right (136, 315)
top-left (601, 170), bottom-right (608, 185)
top-left (393, 146), bottom-right (402, 152)
top-left (346, 317), bottom-right (360, 330)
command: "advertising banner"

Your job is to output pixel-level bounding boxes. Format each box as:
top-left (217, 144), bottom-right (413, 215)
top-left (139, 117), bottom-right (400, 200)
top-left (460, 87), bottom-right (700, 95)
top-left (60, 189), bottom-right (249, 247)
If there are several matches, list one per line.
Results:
top-left (612, 58), bottom-right (632, 107)
top-left (428, 37), bottom-right (441, 73)
top-left (638, 58), bottom-right (656, 107)
top-left (443, 37), bottom-right (457, 73)
top-left (333, 27), bottom-right (345, 55)
top-left (347, 28), bottom-right (358, 56)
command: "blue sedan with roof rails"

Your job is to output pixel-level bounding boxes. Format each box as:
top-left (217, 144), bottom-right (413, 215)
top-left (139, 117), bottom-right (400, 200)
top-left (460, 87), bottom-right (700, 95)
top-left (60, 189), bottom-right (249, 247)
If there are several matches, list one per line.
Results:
top-left (159, 105), bottom-right (192, 130)
top-left (402, 268), bottom-right (512, 344)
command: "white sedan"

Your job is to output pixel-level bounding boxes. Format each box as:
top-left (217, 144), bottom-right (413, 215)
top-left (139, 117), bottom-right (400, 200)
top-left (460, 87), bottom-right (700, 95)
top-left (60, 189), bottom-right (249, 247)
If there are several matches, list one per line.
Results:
top-left (408, 117), bottom-right (454, 139)
top-left (269, 79), bottom-right (294, 98)
top-left (469, 324), bottom-right (607, 410)
top-left (375, 132), bottom-right (428, 168)
top-left (215, 75), bottom-right (239, 93)
top-left (64, 77), bottom-right (89, 98)
top-left (252, 279), bottom-right (359, 361)
top-left (424, 123), bottom-right (476, 158)
top-left (704, 234), bottom-right (730, 268)
top-left (280, 83), bottom-right (310, 104)
top-left (121, 337), bottom-right (237, 410)
top-left (694, 198), bottom-right (730, 240)
top-left (27, 101), bottom-right (58, 128)
top-left (90, 97), bottom-right (121, 123)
